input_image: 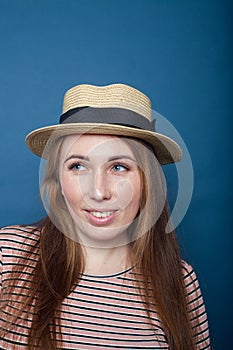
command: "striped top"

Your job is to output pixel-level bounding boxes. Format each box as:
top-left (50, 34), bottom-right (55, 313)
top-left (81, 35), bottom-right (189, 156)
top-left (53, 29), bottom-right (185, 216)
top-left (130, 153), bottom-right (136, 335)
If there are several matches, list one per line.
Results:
top-left (0, 225), bottom-right (211, 349)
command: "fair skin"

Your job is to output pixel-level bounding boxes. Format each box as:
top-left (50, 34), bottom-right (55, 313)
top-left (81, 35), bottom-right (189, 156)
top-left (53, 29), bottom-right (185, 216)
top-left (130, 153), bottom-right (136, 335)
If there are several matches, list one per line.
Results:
top-left (60, 134), bottom-right (141, 275)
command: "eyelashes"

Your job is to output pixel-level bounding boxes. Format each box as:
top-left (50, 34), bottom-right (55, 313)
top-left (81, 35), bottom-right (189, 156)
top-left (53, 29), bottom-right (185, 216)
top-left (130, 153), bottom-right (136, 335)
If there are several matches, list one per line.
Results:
top-left (66, 161), bottom-right (131, 173)
top-left (67, 162), bottom-right (87, 171)
top-left (111, 163), bottom-right (129, 172)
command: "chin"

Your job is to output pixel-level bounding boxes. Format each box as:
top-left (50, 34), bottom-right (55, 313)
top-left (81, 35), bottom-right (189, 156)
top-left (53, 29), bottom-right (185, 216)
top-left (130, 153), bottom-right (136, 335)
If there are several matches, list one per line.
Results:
top-left (77, 225), bottom-right (131, 248)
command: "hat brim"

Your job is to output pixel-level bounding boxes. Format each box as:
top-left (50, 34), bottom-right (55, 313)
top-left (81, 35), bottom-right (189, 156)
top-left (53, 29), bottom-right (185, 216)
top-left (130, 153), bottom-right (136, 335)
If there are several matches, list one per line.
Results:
top-left (25, 123), bottom-right (182, 165)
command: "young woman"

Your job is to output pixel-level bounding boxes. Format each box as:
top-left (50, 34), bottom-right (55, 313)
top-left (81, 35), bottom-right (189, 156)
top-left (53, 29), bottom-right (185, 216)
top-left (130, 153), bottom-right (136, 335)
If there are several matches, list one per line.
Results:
top-left (0, 83), bottom-right (211, 349)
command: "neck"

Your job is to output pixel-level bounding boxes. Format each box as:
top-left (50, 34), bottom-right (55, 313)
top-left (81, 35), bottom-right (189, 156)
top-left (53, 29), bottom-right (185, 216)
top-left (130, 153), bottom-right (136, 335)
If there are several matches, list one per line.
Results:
top-left (83, 244), bottom-right (130, 276)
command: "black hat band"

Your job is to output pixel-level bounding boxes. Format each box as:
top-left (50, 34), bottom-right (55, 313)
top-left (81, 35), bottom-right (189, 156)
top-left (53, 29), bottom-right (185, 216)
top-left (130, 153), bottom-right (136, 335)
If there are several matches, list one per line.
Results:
top-left (60, 107), bottom-right (156, 132)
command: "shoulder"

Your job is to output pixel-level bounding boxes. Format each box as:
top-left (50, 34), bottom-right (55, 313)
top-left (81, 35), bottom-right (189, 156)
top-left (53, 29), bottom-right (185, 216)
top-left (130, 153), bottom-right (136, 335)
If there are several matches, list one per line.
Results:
top-left (0, 226), bottom-right (41, 288)
top-left (181, 260), bottom-right (203, 300)
top-left (181, 262), bottom-right (211, 346)
top-left (181, 259), bottom-right (199, 283)
top-left (0, 224), bottom-right (40, 254)
top-left (0, 224), bottom-right (40, 241)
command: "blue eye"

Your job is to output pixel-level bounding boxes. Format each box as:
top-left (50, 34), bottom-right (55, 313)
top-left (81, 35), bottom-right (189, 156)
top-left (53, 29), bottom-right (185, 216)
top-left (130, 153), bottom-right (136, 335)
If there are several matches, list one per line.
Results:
top-left (112, 164), bottom-right (128, 172)
top-left (68, 163), bottom-right (86, 171)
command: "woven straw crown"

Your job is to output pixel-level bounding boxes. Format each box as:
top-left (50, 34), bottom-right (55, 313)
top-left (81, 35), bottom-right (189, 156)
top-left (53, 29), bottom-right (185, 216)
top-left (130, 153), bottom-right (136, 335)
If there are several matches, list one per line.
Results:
top-left (62, 84), bottom-right (152, 120)
top-left (25, 83), bottom-right (182, 164)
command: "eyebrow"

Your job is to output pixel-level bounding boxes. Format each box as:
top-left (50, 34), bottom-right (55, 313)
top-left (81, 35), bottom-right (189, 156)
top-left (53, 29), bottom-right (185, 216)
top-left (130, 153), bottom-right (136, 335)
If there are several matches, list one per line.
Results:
top-left (108, 155), bottom-right (136, 162)
top-left (64, 154), bottom-right (136, 163)
top-left (64, 155), bottom-right (89, 163)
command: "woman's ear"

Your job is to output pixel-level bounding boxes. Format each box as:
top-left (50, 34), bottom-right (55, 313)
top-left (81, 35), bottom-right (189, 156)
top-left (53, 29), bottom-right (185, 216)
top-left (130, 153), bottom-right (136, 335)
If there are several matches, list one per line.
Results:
top-left (59, 180), bottom-right (65, 197)
top-left (58, 165), bottom-right (65, 197)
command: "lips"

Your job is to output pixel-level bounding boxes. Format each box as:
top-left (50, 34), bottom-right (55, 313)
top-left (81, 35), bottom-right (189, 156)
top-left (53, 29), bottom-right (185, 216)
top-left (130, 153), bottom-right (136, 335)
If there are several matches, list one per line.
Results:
top-left (84, 209), bottom-right (118, 226)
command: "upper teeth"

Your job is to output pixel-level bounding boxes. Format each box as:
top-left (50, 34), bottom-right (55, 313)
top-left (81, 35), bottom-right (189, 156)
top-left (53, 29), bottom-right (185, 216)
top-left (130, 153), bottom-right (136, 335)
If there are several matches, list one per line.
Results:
top-left (90, 211), bottom-right (114, 218)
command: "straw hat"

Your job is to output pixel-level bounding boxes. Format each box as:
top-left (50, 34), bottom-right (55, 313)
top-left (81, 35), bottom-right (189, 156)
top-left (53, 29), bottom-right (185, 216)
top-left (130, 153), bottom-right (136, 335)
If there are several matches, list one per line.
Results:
top-left (25, 83), bottom-right (182, 164)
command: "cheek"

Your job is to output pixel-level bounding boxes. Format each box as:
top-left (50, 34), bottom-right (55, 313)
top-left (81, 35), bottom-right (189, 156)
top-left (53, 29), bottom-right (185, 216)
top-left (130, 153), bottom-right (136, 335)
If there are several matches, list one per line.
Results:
top-left (130, 179), bottom-right (141, 210)
top-left (116, 176), bottom-right (141, 209)
top-left (61, 175), bottom-right (82, 205)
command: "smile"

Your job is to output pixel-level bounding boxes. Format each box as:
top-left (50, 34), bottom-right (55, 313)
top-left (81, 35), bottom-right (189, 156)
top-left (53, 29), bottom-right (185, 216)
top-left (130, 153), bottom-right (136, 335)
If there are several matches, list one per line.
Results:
top-left (84, 210), bottom-right (118, 226)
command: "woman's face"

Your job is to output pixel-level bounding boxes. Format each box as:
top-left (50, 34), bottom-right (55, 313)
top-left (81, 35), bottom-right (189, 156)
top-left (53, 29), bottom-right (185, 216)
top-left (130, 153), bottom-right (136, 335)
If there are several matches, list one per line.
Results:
top-left (59, 134), bottom-right (141, 247)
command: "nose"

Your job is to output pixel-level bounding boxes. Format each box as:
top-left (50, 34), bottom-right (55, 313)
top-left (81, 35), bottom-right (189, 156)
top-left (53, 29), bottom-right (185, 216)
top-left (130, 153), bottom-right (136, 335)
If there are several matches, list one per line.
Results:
top-left (89, 170), bottom-right (111, 201)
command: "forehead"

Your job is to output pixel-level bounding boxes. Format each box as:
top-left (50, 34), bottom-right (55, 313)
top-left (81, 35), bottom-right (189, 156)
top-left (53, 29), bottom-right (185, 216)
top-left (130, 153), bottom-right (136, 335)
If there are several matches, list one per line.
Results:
top-left (60, 134), bottom-right (135, 159)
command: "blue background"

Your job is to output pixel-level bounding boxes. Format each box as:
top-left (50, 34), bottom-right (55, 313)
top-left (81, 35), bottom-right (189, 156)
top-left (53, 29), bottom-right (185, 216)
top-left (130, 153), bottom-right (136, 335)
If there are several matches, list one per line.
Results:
top-left (0, 0), bottom-right (232, 348)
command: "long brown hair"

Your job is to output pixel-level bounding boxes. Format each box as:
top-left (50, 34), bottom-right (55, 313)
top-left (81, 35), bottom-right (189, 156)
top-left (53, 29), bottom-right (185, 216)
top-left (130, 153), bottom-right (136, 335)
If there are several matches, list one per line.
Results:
top-left (0, 136), bottom-right (195, 349)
